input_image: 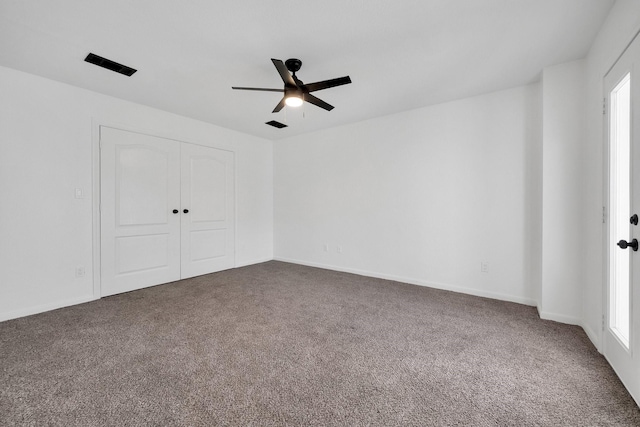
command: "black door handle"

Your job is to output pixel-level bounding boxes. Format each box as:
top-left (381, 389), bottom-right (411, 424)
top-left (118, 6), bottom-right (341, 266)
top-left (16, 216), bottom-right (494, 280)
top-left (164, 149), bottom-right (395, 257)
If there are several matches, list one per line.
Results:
top-left (172, 209), bottom-right (179, 214)
top-left (183, 209), bottom-right (189, 214)
top-left (617, 239), bottom-right (638, 251)
top-left (631, 214), bottom-right (638, 225)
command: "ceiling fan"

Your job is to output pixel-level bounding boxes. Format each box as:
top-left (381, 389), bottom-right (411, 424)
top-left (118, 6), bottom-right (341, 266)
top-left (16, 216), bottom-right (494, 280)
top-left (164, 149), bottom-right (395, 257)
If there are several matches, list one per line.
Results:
top-left (232, 58), bottom-right (352, 113)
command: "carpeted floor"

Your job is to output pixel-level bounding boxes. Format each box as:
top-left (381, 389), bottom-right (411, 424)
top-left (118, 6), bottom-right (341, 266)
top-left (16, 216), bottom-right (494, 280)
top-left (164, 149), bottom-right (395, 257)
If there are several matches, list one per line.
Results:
top-left (1, 261), bottom-right (639, 426)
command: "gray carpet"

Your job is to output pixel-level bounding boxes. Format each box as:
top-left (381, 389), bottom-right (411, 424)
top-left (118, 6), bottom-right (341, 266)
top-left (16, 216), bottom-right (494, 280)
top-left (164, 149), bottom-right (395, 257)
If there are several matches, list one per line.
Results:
top-left (1, 261), bottom-right (639, 426)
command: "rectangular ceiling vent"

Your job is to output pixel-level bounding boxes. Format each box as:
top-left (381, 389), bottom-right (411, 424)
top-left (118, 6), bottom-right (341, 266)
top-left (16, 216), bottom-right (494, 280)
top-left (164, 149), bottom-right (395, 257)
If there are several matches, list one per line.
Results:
top-left (266, 120), bottom-right (287, 129)
top-left (84, 53), bottom-right (137, 76)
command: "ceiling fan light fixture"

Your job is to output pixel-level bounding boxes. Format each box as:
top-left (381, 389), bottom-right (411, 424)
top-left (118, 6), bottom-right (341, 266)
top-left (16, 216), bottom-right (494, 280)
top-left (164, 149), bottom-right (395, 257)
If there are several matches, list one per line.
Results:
top-left (285, 95), bottom-right (303, 107)
top-left (232, 58), bottom-right (352, 115)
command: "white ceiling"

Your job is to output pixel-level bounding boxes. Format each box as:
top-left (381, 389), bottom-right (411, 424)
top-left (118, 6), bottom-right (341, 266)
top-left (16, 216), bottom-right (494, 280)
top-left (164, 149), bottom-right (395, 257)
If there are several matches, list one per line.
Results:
top-left (0, 0), bottom-right (615, 140)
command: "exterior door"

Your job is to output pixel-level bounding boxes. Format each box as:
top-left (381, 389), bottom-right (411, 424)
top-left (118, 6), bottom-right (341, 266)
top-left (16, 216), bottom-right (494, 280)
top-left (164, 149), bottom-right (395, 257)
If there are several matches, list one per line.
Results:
top-left (100, 126), bottom-right (235, 296)
top-left (180, 142), bottom-right (235, 278)
top-left (100, 127), bottom-right (181, 296)
top-left (604, 33), bottom-right (640, 406)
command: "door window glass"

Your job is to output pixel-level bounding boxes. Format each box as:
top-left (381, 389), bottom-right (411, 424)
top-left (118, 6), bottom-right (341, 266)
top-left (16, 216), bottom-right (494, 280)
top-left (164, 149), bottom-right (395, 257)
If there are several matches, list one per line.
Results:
top-left (609, 72), bottom-right (632, 348)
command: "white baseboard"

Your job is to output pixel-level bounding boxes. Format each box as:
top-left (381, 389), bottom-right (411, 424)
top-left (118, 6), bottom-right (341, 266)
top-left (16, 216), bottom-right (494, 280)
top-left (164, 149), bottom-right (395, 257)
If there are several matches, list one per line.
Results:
top-left (246, 258), bottom-right (600, 352)
top-left (235, 257), bottom-right (273, 268)
top-left (536, 305), bottom-right (602, 351)
top-left (0, 259), bottom-right (274, 323)
top-left (274, 257), bottom-right (537, 307)
top-left (581, 322), bottom-right (601, 352)
top-left (0, 295), bottom-right (99, 323)
top-left (537, 309), bottom-right (581, 326)
top-left (1, 259), bottom-right (590, 336)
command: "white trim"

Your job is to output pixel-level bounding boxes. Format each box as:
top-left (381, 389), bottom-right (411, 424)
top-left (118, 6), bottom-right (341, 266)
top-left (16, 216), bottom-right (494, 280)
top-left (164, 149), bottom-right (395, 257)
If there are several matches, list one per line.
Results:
top-left (599, 26), bottom-right (640, 361)
top-left (233, 150), bottom-right (239, 268)
top-left (91, 119), bottom-right (239, 297)
top-left (235, 257), bottom-right (273, 268)
top-left (274, 257), bottom-right (537, 307)
top-left (604, 28), bottom-right (640, 78)
top-left (91, 119), bottom-right (102, 299)
top-left (601, 83), bottom-right (610, 354)
top-left (538, 309), bottom-right (581, 326)
top-left (582, 323), bottom-right (602, 352)
top-left (0, 296), bottom-right (99, 323)
top-left (92, 120), bottom-right (237, 155)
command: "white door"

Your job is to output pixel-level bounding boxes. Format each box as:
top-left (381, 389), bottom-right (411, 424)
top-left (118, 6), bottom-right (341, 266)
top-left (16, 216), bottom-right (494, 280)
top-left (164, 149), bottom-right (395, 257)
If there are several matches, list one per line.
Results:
top-left (604, 33), bottom-right (640, 406)
top-left (180, 142), bottom-right (235, 278)
top-left (100, 126), bottom-right (235, 296)
top-left (100, 127), bottom-right (181, 296)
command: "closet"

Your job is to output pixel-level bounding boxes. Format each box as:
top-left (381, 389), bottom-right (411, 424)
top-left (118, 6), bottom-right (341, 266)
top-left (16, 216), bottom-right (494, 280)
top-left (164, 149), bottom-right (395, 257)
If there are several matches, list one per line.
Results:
top-left (100, 126), bottom-right (234, 296)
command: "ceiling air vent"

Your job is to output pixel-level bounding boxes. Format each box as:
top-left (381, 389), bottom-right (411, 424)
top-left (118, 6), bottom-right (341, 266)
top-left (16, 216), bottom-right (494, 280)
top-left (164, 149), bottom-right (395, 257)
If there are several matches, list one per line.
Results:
top-left (84, 53), bottom-right (137, 76)
top-left (266, 120), bottom-right (287, 129)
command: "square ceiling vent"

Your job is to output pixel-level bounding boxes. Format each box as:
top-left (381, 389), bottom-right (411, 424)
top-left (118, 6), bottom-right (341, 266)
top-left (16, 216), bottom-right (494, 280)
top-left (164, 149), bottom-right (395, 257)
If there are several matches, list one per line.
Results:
top-left (266, 120), bottom-right (287, 129)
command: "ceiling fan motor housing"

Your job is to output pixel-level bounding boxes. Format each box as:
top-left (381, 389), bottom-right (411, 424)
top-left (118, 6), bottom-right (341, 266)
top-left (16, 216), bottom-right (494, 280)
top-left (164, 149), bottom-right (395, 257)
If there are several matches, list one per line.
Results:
top-left (231, 58), bottom-right (351, 114)
top-left (285, 58), bottom-right (302, 73)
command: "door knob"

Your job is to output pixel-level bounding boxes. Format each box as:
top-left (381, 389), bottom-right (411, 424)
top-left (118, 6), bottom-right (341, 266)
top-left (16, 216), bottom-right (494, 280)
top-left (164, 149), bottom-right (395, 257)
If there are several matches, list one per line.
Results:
top-left (617, 239), bottom-right (638, 251)
top-left (183, 209), bottom-right (189, 214)
top-left (631, 214), bottom-right (638, 225)
top-left (172, 209), bottom-right (179, 214)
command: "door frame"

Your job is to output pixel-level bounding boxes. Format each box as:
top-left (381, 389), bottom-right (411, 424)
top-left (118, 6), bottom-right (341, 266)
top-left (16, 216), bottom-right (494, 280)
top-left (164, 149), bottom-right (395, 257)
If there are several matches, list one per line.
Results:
top-left (602, 29), bottom-right (640, 353)
top-left (601, 29), bottom-right (640, 406)
top-left (91, 119), bottom-right (238, 299)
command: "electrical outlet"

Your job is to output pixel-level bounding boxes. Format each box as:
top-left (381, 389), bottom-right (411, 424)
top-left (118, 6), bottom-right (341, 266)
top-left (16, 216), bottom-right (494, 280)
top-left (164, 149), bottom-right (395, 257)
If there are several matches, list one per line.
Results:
top-left (324, 243), bottom-right (329, 252)
top-left (337, 245), bottom-right (343, 254)
top-left (76, 266), bottom-right (85, 277)
top-left (481, 262), bottom-right (488, 273)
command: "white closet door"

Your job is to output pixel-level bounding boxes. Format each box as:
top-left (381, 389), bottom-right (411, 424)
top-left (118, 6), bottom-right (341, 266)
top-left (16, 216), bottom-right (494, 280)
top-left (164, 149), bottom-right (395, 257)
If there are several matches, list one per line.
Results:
top-left (180, 143), bottom-right (235, 278)
top-left (100, 127), bottom-right (181, 296)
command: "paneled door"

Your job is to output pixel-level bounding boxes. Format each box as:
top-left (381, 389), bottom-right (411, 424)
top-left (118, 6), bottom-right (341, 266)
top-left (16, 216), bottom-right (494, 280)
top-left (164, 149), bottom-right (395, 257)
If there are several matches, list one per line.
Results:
top-left (180, 142), bottom-right (235, 278)
top-left (100, 127), bottom-right (181, 296)
top-left (604, 33), bottom-right (640, 406)
top-left (100, 126), bottom-right (235, 296)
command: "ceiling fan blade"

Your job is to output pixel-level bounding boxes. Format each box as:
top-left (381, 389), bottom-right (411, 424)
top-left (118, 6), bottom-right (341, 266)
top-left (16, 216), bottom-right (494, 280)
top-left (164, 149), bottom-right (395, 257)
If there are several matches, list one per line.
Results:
top-left (271, 58), bottom-right (296, 86)
top-left (272, 97), bottom-right (286, 113)
top-left (304, 76), bottom-right (352, 93)
top-left (304, 94), bottom-right (334, 111)
top-left (232, 86), bottom-right (284, 92)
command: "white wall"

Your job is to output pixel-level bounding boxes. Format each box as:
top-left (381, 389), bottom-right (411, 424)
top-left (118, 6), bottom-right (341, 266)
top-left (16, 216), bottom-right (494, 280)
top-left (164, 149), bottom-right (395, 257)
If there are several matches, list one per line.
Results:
top-left (539, 60), bottom-right (585, 325)
top-left (273, 1), bottom-right (640, 341)
top-left (274, 85), bottom-right (541, 305)
top-left (0, 65), bottom-right (273, 321)
top-left (582, 0), bottom-right (640, 349)
top-left (3, 1), bottom-right (638, 338)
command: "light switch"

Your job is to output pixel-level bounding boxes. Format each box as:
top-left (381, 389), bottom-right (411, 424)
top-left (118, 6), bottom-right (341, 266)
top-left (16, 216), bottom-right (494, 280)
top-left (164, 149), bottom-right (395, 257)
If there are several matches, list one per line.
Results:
top-left (75, 188), bottom-right (84, 199)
